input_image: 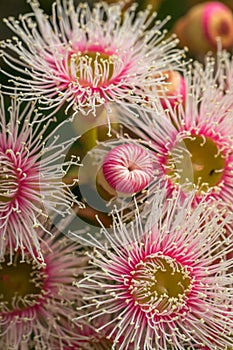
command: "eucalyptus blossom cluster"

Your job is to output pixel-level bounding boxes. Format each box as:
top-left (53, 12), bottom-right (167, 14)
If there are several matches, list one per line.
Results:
top-left (0, 1), bottom-right (232, 349)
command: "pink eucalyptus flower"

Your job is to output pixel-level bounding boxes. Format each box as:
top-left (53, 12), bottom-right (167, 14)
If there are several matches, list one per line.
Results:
top-left (0, 0), bottom-right (184, 120)
top-left (113, 52), bottom-right (233, 208)
top-left (0, 95), bottom-right (80, 263)
top-left (0, 226), bottom-right (88, 350)
top-left (75, 189), bottom-right (233, 349)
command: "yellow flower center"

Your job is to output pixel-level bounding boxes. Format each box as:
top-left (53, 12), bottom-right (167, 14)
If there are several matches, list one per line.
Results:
top-left (130, 256), bottom-right (191, 314)
top-left (0, 253), bottom-right (44, 311)
top-left (72, 51), bottom-right (115, 87)
top-left (167, 135), bottom-right (225, 192)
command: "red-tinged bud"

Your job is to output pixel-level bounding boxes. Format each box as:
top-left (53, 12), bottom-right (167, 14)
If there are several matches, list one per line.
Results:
top-left (159, 70), bottom-right (186, 108)
top-left (174, 2), bottom-right (233, 55)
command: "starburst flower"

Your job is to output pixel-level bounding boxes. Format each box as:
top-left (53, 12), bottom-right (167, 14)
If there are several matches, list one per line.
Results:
top-left (0, 0), bottom-right (184, 122)
top-left (74, 189), bottom-right (233, 349)
top-left (0, 225), bottom-right (87, 350)
top-left (0, 94), bottom-right (80, 263)
top-left (112, 52), bottom-right (233, 208)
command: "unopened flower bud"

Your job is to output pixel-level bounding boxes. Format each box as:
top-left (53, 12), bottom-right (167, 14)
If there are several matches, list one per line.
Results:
top-left (101, 143), bottom-right (154, 195)
top-left (158, 70), bottom-right (186, 108)
top-left (174, 1), bottom-right (233, 55)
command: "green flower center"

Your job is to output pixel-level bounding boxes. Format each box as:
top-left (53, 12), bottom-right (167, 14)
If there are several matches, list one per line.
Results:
top-left (130, 256), bottom-right (191, 314)
top-left (167, 135), bottom-right (225, 192)
top-left (0, 253), bottom-right (44, 311)
top-left (73, 51), bottom-right (115, 86)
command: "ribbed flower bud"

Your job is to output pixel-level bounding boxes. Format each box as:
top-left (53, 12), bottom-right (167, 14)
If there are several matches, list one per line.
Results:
top-left (101, 143), bottom-right (154, 195)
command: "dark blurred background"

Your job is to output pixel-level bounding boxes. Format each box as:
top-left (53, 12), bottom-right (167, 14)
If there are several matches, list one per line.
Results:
top-left (0, 0), bottom-right (56, 40)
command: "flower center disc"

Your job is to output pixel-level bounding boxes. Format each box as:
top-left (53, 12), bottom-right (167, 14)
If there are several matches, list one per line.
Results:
top-left (131, 256), bottom-right (191, 314)
top-left (74, 51), bottom-right (114, 87)
top-left (0, 254), bottom-right (43, 311)
top-left (167, 135), bottom-right (225, 192)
